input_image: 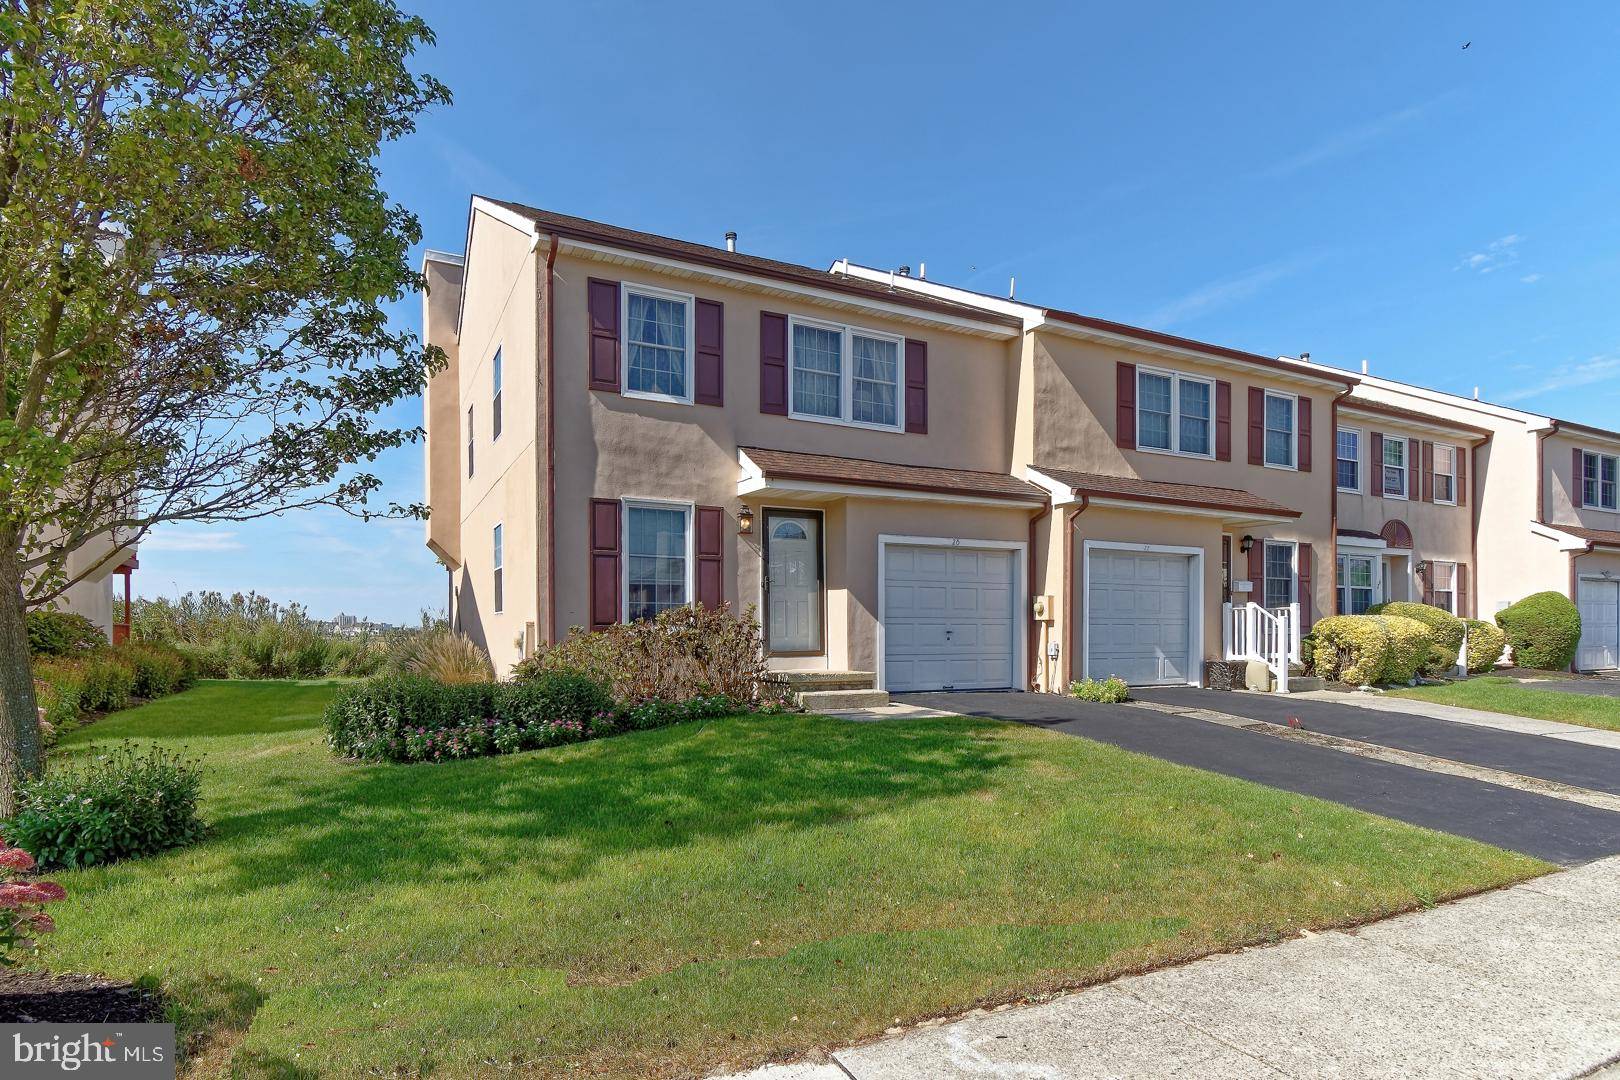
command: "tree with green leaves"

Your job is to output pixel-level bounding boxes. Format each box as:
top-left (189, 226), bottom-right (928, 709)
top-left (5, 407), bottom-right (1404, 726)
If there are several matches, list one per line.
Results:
top-left (0, 0), bottom-right (449, 813)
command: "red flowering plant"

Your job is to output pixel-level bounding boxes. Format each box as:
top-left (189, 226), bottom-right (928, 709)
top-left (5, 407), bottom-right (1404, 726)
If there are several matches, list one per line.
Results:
top-left (0, 839), bottom-right (64, 965)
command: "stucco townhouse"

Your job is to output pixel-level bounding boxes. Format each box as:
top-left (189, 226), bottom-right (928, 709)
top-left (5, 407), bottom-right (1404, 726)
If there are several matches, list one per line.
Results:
top-left (34, 532), bottom-right (139, 643)
top-left (420, 197), bottom-right (1616, 701)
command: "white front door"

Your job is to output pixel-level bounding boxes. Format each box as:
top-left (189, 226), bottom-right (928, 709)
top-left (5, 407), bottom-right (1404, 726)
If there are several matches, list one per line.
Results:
top-left (883, 544), bottom-right (1016, 691)
top-left (766, 511), bottom-right (823, 655)
top-left (1087, 549), bottom-right (1194, 686)
top-left (1577, 578), bottom-right (1620, 671)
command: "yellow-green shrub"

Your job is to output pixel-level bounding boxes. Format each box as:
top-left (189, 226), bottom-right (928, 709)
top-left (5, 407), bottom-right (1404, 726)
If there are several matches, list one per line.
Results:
top-left (1378, 614), bottom-right (1434, 684)
top-left (1464, 619), bottom-right (1508, 674)
top-left (1308, 615), bottom-right (1393, 685)
top-left (1376, 602), bottom-right (1465, 675)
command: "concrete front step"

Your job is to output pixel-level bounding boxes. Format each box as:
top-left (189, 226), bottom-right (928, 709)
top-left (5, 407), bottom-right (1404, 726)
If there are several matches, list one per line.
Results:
top-left (1282, 676), bottom-right (1326, 693)
top-left (799, 688), bottom-right (891, 712)
top-left (782, 670), bottom-right (876, 692)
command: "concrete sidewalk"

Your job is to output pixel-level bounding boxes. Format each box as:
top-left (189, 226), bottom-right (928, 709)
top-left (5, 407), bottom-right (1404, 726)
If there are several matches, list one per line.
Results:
top-left (718, 856), bottom-right (1620, 1080)
top-left (1297, 688), bottom-right (1620, 750)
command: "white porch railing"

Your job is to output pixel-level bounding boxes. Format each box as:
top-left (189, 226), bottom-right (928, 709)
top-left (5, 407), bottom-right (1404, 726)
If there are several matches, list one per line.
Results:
top-left (1222, 602), bottom-right (1300, 693)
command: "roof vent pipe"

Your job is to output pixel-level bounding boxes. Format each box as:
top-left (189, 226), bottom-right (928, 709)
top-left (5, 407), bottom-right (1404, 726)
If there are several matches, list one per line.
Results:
top-left (724, 231), bottom-right (737, 253)
top-left (897, 265), bottom-right (910, 277)
top-left (1009, 275), bottom-right (1016, 299)
top-left (919, 261), bottom-right (927, 280)
top-left (1361, 359), bottom-right (1369, 375)
top-left (1474, 386), bottom-right (1481, 400)
top-left (1300, 352), bottom-right (1311, 363)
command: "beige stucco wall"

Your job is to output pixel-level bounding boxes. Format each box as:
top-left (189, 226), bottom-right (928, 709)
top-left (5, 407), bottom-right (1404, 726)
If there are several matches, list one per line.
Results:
top-left (1546, 430), bottom-right (1620, 534)
top-left (422, 256), bottom-right (465, 570)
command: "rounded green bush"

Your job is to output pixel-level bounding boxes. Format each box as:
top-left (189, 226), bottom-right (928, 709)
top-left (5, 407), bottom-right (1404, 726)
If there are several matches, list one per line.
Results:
top-left (1377, 602), bottom-right (1465, 675)
top-left (1495, 591), bottom-right (1581, 671)
top-left (1376, 614), bottom-right (1435, 684)
top-left (1463, 619), bottom-right (1507, 674)
top-left (26, 610), bottom-right (106, 657)
top-left (1308, 615), bottom-right (1393, 686)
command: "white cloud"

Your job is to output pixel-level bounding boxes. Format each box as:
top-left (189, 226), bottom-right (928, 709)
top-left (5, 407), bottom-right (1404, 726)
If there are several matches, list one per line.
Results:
top-left (424, 131), bottom-right (521, 198)
top-left (1456, 234), bottom-right (1522, 274)
top-left (140, 530), bottom-right (245, 553)
top-left (1520, 273), bottom-right (1543, 284)
top-left (1254, 97), bottom-right (1445, 180)
top-left (1144, 253), bottom-right (1326, 328)
top-left (1498, 353), bottom-right (1620, 403)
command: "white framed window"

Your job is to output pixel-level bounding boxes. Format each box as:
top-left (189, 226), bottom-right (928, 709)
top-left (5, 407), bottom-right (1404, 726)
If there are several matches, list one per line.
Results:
top-left (1430, 560), bottom-right (1457, 614)
top-left (788, 315), bottom-right (903, 431)
top-left (1263, 541), bottom-right (1296, 610)
top-left (1582, 450), bottom-right (1619, 510)
top-left (622, 283), bottom-right (695, 404)
top-left (623, 499), bottom-right (693, 622)
top-left (492, 523), bottom-right (504, 614)
top-left (1336, 428), bottom-right (1361, 492)
top-left (1382, 436), bottom-right (1407, 499)
top-left (1137, 368), bottom-right (1213, 457)
top-left (1433, 444), bottom-right (1456, 504)
top-left (1337, 553), bottom-right (1375, 615)
top-left (466, 405), bottom-right (474, 478)
top-left (1264, 391), bottom-right (1295, 469)
top-left (491, 347), bottom-right (503, 440)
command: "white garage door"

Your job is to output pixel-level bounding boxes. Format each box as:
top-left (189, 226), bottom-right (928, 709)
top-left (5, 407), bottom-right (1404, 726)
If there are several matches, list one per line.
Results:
top-left (884, 544), bottom-right (1016, 692)
top-left (1087, 549), bottom-right (1194, 686)
top-left (1577, 579), bottom-right (1619, 672)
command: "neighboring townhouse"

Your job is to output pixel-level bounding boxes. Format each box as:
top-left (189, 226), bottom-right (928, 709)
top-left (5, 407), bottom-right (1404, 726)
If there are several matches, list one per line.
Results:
top-left (29, 531), bottom-right (139, 643)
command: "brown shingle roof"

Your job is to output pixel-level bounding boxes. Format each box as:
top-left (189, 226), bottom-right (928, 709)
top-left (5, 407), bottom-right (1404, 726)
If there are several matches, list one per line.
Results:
top-left (1032, 465), bottom-right (1301, 518)
top-left (1342, 397), bottom-right (1494, 438)
top-left (1338, 528), bottom-right (1385, 541)
top-left (739, 447), bottom-right (1045, 503)
top-left (1561, 524), bottom-right (1620, 550)
top-left (482, 200), bottom-right (1024, 331)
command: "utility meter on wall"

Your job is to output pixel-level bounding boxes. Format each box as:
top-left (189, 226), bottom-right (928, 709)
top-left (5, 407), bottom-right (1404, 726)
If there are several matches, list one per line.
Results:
top-left (1032, 594), bottom-right (1054, 622)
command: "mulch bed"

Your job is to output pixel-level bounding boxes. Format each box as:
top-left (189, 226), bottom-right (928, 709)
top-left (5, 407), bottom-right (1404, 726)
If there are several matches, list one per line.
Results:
top-left (0, 969), bottom-right (164, 1023)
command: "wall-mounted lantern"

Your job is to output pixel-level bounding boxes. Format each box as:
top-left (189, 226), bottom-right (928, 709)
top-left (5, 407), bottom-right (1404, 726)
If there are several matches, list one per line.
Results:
top-left (1239, 534), bottom-right (1255, 554)
top-left (737, 507), bottom-right (754, 535)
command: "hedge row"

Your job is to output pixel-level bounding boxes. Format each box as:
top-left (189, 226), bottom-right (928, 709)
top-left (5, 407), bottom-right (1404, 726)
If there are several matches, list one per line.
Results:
top-left (32, 642), bottom-right (195, 738)
top-left (1306, 599), bottom-right (1518, 686)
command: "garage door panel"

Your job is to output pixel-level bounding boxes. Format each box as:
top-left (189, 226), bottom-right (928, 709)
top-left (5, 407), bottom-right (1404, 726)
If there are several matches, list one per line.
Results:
top-left (1087, 550), bottom-right (1195, 687)
top-left (885, 542), bottom-right (1017, 692)
top-left (1578, 580), bottom-right (1619, 672)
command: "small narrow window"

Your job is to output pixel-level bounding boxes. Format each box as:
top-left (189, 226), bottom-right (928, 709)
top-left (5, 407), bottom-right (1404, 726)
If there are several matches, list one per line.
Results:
top-left (624, 286), bottom-right (693, 402)
top-left (1382, 436), bottom-right (1407, 498)
top-left (466, 405), bottom-right (475, 478)
top-left (1263, 542), bottom-right (1295, 611)
top-left (1264, 392), bottom-right (1295, 468)
top-left (491, 347), bottom-right (503, 440)
top-left (1138, 372), bottom-right (1172, 450)
top-left (1434, 444), bottom-right (1456, 503)
top-left (1336, 429), bottom-right (1360, 491)
top-left (492, 523), bottom-right (504, 614)
top-left (1337, 554), bottom-right (1375, 614)
top-left (790, 322), bottom-right (844, 420)
top-left (1430, 560), bottom-right (1456, 614)
top-left (850, 333), bottom-right (900, 426)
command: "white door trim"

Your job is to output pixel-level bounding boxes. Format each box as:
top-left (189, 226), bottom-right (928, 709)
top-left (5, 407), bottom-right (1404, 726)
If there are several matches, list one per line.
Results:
top-left (1081, 540), bottom-right (1205, 687)
top-left (876, 534), bottom-right (1028, 693)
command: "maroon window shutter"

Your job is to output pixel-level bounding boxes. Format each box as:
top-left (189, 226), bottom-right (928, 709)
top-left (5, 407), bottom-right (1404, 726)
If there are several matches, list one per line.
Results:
top-left (589, 499), bottom-right (621, 630)
top-left (1247, 540), bottom-right (1263, 589)
top-left (588, 279), bottom-right (620, 392)
top-left (1575, 447), bottom-right (1586, 506)
top-left (1298, 395), bottom-right (1313, 472)
top-left (1422, 441), bottom-right (1435, 503)
top-left (1297, 542), bottom-right (1314, 630)
top-left (1457, 563), bottom-right (1470, 618)
top-left (760, 312), bottom-right (788, 415)
top-left (694, 299), bottom-right (724, 406)
top-left (1370, 432), bottom-right (1384, 492)
top-left (1215, 381), bottom-right (1232, 461)
top-left (1410, 439), bottom-right (1422, 498)
top-left (1115, 362), bottom-right (1136, 449)
top-left (1248, 388), bottom-right (1265, 466)
top-left (904, 339), bottom-right (929, 434)
top-left (695, 506), bottom-right (724, 609)
top-left (1221, 535), bottom-right (1232, 602)
top-left (1458, 446), bottom-right (1468, 507)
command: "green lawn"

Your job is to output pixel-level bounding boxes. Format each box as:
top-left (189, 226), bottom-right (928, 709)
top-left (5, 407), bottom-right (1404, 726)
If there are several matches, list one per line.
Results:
top-left (38, 680), bottom-right (1544, 1078)
top-left (1390, 675), bottom-right (1620, 732)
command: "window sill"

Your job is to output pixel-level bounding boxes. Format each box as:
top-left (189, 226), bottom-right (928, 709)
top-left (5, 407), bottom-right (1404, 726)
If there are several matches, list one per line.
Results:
top-left (1136, 444), bottom-right (1215, 462)
top-left (787, 409), bottom-right (904, 435)
top-left (1263, 461), bottom-right (1298, 472)
top-left (623, 388), bottom-right (695, 407)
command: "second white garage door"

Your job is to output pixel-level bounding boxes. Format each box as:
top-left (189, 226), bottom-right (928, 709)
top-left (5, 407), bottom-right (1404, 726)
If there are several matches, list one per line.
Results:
top-left (1577, 578), bottom-right (1619, 672)
top-left (883, 544), bottom-right (1016, 692)
top-left (1086, 548), bottom-right (1195, 686)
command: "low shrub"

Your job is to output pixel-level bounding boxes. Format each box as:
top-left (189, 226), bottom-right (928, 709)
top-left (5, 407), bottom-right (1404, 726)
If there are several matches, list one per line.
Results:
top-left (115, 642), bottom-right (194, 698)
top-left (1068, 677), bottom-right (1129, 703)
top-left (1496, 591), bottom-right (1582, 671)
top-left (25, 610), bottom-right (106, 657)
top-left (1375, 602), bottom-right (1465, 675)
top-left (1464, 619), bottom-right (1508, 674)
top-left (5, 744), bottom-right (205, 869)
top-left (0, 841), bottom-right (65, 966)
top-left (1379, 614), bottom-right (1434, 684)
top-left (1308, 615), bottom-right (1393, 686)
top-left (31, 677), bottom-right (79, 744)
top-left (513, 604), bottom-right (790, 708)
top-left (32, 653), bottom-right (137, 715)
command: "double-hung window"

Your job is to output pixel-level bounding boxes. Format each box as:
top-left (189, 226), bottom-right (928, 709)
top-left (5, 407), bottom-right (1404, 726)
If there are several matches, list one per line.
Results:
top-left (1137, 369), bottom-right (1212, 456)
top-left (623, 285), bottom-right (695, 403)
top-left (466, 406), bottom-right (475, 478)
top-left (1337, 554), bottom-right (1375, 615)
top-left (1336, 429), bottom-right (1360, 492)
top-left (492, 524), bottom-right (504, 614)
top-left (624, 500), bottom-right (692, 622)
top-left (789, 317), bottom-right (903, 430)
top-left (1264, 391), bottom-right (1295, 468)
top-left (1382, 436), bottom-right (1407, 498)
top-left (1430, 561), bottom-right (1457, 614)
top-left (1583, 451), bottom-right (1619, 510)
top-left (1263, 541), bottom-right (1296, 611)
top-left (1433, 444), bottom-right (1456, 504)
top-left (491, 347), bottom-right (503, 440)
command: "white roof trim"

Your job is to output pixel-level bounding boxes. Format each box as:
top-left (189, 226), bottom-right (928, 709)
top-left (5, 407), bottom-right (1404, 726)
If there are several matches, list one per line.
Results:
top-left (742, 450), bottom-right (1042, 507)
top-left (1531, 520), bottom-right (1596, 552)
top-left (1023, 466), bottom-right (1078, 506)
top-left (1038, 321), bottom-right (1351, 389)
top-left (1337, 533), bottom-right (1389, 552)
top-left (838, 262), bottom-right (1047, 329)
top-left (1317, 364), bottom-right (1553, 429)
top-left (1338, 403), bottom-right (1491, 443)
top-left (1079, 495), bottom-right (1295, 527)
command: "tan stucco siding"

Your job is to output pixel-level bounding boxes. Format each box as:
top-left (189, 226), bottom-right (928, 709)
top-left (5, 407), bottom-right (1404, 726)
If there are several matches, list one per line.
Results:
top-left (1546, 431), bottom-right (1620, 534)
top-left (422, 256), bottom-right (464, 569)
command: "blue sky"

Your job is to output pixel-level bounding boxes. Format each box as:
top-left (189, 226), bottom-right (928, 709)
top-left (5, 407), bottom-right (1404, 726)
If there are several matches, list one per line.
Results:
top-left (138, 1), bottom-right (1620, 623)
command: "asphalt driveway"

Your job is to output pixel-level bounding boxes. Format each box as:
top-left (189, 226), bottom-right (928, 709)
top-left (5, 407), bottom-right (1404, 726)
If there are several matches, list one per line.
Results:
top-left (1519, 677), bottom-right (1620, 698)
top-left (897, 691), bottom-right (1620, 865)
top-left (1133, 686), bottom-right (1620, 796)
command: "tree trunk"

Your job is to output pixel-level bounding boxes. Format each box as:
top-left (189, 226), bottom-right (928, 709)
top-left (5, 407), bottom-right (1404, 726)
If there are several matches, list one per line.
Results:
top-left (0, 549), bottom-right (42, 818)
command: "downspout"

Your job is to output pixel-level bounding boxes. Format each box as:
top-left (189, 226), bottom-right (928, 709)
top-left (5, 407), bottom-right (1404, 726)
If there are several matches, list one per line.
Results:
top-left (1569, 541), bottom-right (1593, 673)
top-left (1026, 500), bottom-right (1051, 691)
top-left (1470, 431), bottom-right (1492, 619)
top-left (1535, 421), bottom-right (1560, 524)
top-left (1328, 385), bottom-right (1354, 619)
top-left (1061, 495), bottom-right (1090, 686)
top-left (540, 233), bottom-right (559, 645)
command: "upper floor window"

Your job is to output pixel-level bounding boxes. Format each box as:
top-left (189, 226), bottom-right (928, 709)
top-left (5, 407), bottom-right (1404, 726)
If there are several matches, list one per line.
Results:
top-left (1382, 436), bottom-right (1407, 498)
top-left (1336, 428), bottom-right (1361, 492)
top-left (624, 500), bottom-right (691, 622)
top-left (1264, 392), bottom-right (1295, 468)
top-left (491, 347), bottom-right (503, 440)
top-left (1583, 451), bottom-right (1619, 510)
top-left (624, 284), bottom-right (694, 403)
top-left (1137, 369), bottom-right (1212, 457)
top-left (789, 316), bottom-right (902, 430)
top-left (466, 405), bottom-right (474, 478)
top-left (492, 523), bottom-right (504, 614)
top-left (1433, 444), bottom-right (1456, 504)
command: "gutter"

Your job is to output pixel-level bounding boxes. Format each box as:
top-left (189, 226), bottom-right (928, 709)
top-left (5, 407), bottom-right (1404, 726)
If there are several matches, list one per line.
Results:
top-left (1469, 429), bottom-right (1493, 619)
top-left (1061, 496), bottom-right (1091, 686)
top-left (1536, 420), bottom-right (1560, 525)
top-left (1026, 500), bottom-right (1051, 691)
top-left (1329, 385), bottom-right (1354, 623)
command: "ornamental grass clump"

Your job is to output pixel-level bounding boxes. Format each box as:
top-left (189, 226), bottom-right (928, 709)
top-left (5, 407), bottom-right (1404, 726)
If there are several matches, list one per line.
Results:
top-left (392, 628), bottom-right (494, 684)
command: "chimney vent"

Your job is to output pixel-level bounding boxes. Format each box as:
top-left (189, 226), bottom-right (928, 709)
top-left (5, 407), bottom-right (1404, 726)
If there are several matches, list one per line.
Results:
top-left (919, 261), bottom-right (927, 280)
top-left (1008, 275), bottom-right (1017, 299)
top-left (1300, 352), bottom-right (1311, 363)
top-left (1361, 359), bottom-right (1370, 375)
top-left (724, 231), bottom-right (737, 253)
top-left (897, 265), bottom-right (910, 277)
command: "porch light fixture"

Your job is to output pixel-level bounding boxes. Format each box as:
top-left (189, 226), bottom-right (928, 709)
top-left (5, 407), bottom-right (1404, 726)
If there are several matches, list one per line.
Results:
top-left (737, 507), bottom-right (754, 535)
top-left (1239, 535), bottom-right (1255, 554)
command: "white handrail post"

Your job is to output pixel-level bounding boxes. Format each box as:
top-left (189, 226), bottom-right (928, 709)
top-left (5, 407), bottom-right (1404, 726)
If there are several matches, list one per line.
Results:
top-left (1277, 606), bottom-right (1291, 694)
top-left (1222, 602), bottom-right (1233, 659)
top-left (1289, 602), bottom-right (1302, 663)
